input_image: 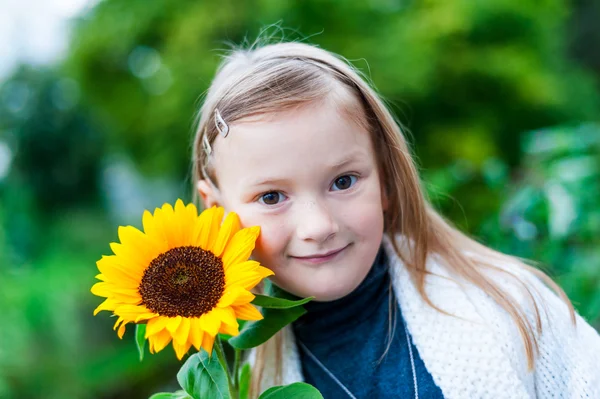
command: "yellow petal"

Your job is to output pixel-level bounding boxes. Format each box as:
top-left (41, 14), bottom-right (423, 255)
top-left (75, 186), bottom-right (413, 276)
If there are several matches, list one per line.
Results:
top-left (219, 321), bottom-right (239, 336)
top-left (177, 201), bottom-right (201, 246)
top-left (142, 209), bottom-right (168, 247)
top-left (199, 312), bottom-right (220, 337)
top-left (117, 225), bottom-right (161, 267)
top-left (213, 307), bottom-right (238, 327)
top-left (93, 298), bottom-right (118, 315)
top-left (217, 286), bottom-right (255, 308)
top-left (91, 282), bottom-right (141, 299)
top-left (157, 203), bottom-right (182, 248)
top-left (225, 271), bottom-right (267, 291)
top-left (149, 328), bottom-right (172, 354)
top-left (135, 312), bottom-right (158, 323)
top-left (173, 340), bottom-right (192, 360)
top-left (117, 322), bottom-right (128, 339)
top-left (196, 206), bottom-right (224, 251)
top-left (146, 317), bottom-right (170, 338)
top-left (222, 227), bottom-right (260, 271)
top-left (201, 333), bottom-right (216, 355)
top-left (189, 318), bottom-right (204, 350)
top-left (173, 199), bottom-right (189, 246)
top-left (114, 304), bottom-right (153, 322)
top-left (97, 255), bottom-right (142, 283)
top-left (113, 316), bottom-right (124, 331)
top-left (211, 212), bottom-right (241, 257)
top-left (256, 266), bottom-right (275, 279)
top-left (95, 259), bottom-right (139, 287)
top-left (166, 316), bottom-right (182, 333)
top-left (173, 317), bottom-right (191, 345)
top-left (233, 303), bottom-right (263, 321)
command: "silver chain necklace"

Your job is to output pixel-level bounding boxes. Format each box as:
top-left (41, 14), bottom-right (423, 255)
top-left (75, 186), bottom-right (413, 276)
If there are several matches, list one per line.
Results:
top-left (297, 323), bottom-right (419, 399)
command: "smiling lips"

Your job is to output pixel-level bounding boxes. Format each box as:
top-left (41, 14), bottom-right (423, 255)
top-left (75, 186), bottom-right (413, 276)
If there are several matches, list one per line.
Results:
top-left (291, 244), bottom-right (350, 264)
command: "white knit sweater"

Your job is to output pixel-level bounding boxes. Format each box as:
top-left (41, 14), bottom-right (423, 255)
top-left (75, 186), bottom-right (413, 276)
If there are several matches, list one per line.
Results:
top-left (251, 235), bottom-right (600, 398)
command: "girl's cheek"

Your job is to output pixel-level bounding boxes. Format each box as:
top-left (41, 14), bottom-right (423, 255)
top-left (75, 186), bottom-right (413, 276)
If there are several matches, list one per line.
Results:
top-left (250, 220), bottom-right (287, 268)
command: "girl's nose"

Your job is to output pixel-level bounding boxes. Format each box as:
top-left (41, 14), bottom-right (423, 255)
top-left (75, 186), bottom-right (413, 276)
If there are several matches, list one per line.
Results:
top-left (295, 200), bottom-right (339, 243)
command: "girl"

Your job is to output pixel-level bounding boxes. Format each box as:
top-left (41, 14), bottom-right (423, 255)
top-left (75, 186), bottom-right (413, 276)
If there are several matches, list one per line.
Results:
top-left (191, 41), bottom-right (600, 398)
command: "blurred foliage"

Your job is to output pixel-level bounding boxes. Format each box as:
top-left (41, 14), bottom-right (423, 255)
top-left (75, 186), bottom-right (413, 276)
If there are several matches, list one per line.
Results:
top-left (0, 0), bottom-right (599, 398)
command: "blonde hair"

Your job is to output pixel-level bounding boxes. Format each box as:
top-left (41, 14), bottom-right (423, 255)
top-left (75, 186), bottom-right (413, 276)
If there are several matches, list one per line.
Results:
top-left (191, 39), bottom-right (575, 395)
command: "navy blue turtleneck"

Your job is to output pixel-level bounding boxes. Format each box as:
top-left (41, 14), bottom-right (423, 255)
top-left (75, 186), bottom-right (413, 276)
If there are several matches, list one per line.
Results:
top-left (292, 248), bottom-right (444, 399)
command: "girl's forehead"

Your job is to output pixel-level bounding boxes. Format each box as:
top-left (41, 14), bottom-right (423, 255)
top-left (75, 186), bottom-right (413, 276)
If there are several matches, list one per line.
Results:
top-left (211, 102), bottom-right (376, 183)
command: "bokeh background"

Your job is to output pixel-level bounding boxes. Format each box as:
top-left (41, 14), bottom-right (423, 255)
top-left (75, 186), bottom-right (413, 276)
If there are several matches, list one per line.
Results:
top-left (1, 0), bottom-right (599, 398)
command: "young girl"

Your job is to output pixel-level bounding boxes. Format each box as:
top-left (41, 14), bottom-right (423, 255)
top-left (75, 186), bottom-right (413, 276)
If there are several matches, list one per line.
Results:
top-left (191, 41), bottom-right (600, 398)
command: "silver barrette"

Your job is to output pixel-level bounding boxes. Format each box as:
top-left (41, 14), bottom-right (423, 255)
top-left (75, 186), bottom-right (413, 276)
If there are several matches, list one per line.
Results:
top-left (202, 132), bottom-right (212, 156)
top-left (214, 108), bottom-right (229, 137)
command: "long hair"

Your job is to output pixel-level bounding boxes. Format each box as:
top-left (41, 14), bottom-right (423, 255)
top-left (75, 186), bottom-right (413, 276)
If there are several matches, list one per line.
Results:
top-left (191, 39), bottom-right (575, 396)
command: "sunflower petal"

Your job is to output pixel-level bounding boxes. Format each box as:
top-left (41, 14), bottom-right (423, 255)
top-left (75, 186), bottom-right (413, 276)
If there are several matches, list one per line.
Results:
top-left (201, 333), bottom-right (216, 355)
top-left (97, 255), bottom-right (142, 283)
top-left (149, 328), bottom-right (172, 354)
top-left (256, 266), bottom-right (275, 279)
top-left (91, 282), bottom-right (141, 299)
top-left (199, 312), bottom-right (220, 337)
top-left (117, 225), bottom-right (162, 268)
top-left (221, 227), bottom-right (260, 271)
top-left (196, 206), bottom-right (224, 252)
top-left (135, 312), bottom-right (158, 323)
top-left (189, 318), bottom-right (204, 351)
top-left (211, 212), bottom-right (241, 257)
top-left (117, 321), bottom-right (128, 339)
top-left (173, 340), bottom-right (192, 360)
top-left (93, 298), bottom-right (118, 315)
top-left (142, 209), bottom-right (168, 246)
top-left (146, 317), bottom-right (170, 338)
top-left (166, 316), bottom-right (182, 333)
top-left (173, 317), bottom-right (191, 345)
top-left (219, 321), bottom-right (239, 336)
top-left (225, 271), bottom-right (267, 291)
top-left (233, 303), bottom-right (263, 321)
top-left (215, 307), bottom-right (238, 327)
top-left (217, 286), bottom-right (255, 308)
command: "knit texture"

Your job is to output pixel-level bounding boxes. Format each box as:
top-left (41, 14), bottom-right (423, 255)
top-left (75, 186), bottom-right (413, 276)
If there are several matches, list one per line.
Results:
top-left (248, 234), bottom-right (600, 398)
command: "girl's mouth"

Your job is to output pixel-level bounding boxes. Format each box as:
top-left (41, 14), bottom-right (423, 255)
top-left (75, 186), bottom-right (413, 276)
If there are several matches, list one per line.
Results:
top-left (290, 244), bottom-right (350, 265)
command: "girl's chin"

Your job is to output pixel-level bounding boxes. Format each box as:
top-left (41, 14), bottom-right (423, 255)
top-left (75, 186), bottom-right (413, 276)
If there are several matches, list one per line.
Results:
top-left (272, 277), bottom-right (359, 302)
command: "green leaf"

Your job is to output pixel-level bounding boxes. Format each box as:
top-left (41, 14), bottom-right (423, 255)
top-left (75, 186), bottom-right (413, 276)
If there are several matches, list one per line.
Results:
top-left (177, 350), bottom-right (231, 399)
top-left (258, 382), bottom-right (324, 399)
top-left (239, 363), bottom-right (251, 399)
top-left (135, 324), bottom-right (146, 362)
top-left (149, 391), bottom-right (192, 399)
top-left (228, 306), bottom-right (306, 350)
top-left (251, 294), bottom-right (314, 309)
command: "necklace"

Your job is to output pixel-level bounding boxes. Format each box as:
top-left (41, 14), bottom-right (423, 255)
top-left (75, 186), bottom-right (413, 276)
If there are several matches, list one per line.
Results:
top-left (297, 323), bottom-right (419, 399)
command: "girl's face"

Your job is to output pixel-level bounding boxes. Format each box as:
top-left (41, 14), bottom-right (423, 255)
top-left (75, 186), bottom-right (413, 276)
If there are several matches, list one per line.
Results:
top-left (199, 100), bottom-right (386, 301)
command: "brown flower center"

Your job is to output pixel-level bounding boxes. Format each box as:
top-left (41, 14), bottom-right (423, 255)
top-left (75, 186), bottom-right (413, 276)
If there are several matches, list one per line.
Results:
top-left (139, 246), bottom-right (225, 318)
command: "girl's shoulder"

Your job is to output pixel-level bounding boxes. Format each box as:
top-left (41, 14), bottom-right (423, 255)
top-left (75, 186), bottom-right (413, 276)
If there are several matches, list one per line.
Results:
top-left (383, 234), bottom-right (600, 396)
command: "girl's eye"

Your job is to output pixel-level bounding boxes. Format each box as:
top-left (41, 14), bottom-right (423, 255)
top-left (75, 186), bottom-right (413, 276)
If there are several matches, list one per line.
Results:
top-left (331, 175), bottom-right (358, 191)
top-left (258, 191), bottom-right (286, 205)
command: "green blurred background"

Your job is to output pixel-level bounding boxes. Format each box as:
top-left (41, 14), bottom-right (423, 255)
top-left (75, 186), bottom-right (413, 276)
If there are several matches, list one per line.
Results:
top-left (1, 0), bottom-right (599, 398)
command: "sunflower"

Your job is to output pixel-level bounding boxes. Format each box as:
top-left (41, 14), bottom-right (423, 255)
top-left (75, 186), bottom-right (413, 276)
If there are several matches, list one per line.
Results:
top-left (91, 200), bottom-right (273, 360)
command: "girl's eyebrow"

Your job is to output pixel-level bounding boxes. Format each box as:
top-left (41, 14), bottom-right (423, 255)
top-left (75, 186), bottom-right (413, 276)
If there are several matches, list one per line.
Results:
top-left (245, 152), bottom-right (368, 188)
top-left (245, 176), bottom-right (290, 188)
top-left (328, 152), bottom-right (368, 169)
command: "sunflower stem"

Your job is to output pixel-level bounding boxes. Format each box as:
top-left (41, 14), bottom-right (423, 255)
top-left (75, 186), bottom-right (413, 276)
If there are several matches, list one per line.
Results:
top-left (232, 347), bottom-right (241, 390)
top-left (215, 337), bottom-right (238, 398)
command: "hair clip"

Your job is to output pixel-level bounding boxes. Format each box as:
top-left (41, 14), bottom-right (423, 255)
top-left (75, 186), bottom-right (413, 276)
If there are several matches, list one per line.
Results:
top-left (214, 108), bottom-right (229, 137)
top-left (202, 133), bottom-right (212, 156)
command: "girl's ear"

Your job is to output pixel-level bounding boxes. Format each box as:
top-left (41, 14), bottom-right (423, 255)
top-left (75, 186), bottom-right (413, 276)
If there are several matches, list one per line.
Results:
top-left (197, 180), bottom-right (221, 208)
